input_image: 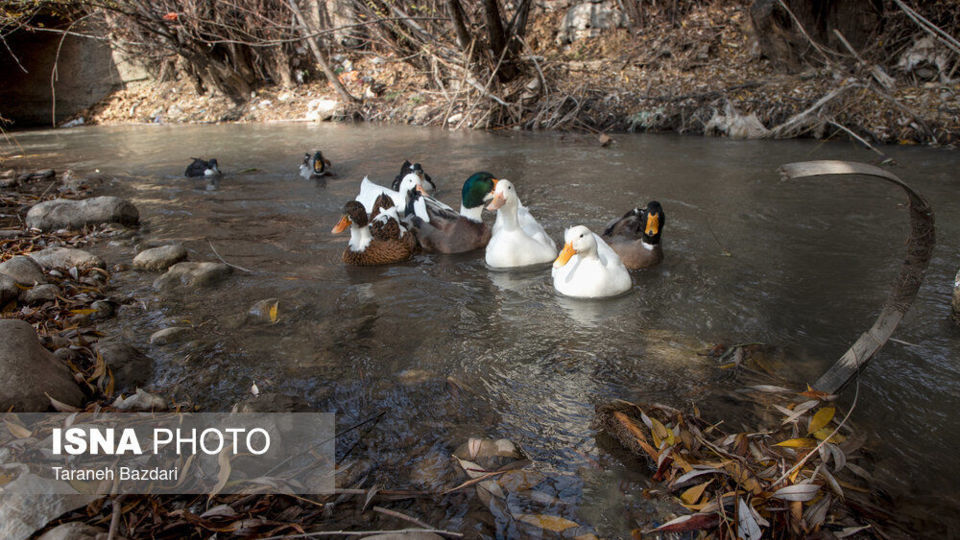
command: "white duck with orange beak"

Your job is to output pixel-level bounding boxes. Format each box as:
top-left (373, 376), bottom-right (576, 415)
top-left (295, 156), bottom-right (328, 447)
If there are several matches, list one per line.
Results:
top-left (552, 225), bottom-right (632, 298)
top-left (356, 173), bottom-right (446, 222)
top-left (484, 179), bottom-right (557, 268)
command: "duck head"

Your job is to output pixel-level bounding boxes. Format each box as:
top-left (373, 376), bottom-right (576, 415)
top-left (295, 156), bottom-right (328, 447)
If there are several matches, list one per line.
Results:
top-left (331, 200), bottom-right (369, 233)
top-left (554, 225), bottom-right (597, 267)
top-left (312, 151), bottom-right (327, 174)
top-left (205, 159), bottom-right (221, 176)
top-left (460, 172), bottom-right (498, 219)
top-left (486, 178), bottom-right (518, 211)
top-left (639, 201), bottom-right (665, 244)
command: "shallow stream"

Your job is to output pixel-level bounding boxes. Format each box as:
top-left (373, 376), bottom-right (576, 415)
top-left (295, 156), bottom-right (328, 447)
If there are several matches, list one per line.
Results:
top-left (4, 123), bottom-right (959, 535)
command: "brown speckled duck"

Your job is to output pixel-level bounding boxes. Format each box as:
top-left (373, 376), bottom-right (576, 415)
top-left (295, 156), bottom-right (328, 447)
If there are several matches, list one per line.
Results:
top-left (331, 200), bottom-right (416, 266)
top-left (600, 201), bottom-right (665, 269)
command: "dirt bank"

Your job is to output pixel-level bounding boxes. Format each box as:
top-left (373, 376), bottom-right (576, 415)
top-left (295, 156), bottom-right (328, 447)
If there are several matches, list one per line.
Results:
top-left (68, 2), bottom-right (960, 148)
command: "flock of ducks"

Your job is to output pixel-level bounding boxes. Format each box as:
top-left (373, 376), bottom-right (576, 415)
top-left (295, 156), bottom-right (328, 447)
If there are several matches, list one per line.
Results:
top-left (184, 153), bottom-right (665, 299)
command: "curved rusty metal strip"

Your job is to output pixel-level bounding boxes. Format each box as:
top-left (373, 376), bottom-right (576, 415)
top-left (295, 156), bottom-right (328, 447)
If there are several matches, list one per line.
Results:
top-left (778, 160), bottom-right (936, 394)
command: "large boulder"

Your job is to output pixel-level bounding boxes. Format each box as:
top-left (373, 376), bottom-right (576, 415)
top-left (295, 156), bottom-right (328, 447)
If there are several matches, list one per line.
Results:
top-left (557, 1), bottom-right (626, 44)
top-left (153, 262), bottom-right (232, 290)
top-left (29, 247), bottom-right (104, 271)
top-left (0, 255), bottom-right (46, 285)
top-left (26, 196), bottom-right (139, 231)
top-left (0, 319), bottom-right (85, 411)
top-left (133, 244), bottom-right (187, 272)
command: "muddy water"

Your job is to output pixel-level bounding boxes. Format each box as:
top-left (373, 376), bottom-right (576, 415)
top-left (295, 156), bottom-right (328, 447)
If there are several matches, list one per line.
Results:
top-left (5, 123), bottom-right (960, 534)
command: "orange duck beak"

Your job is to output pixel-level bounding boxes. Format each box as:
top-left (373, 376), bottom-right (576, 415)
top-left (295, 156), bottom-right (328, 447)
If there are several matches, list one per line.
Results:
top-left (645, 213), bottom-right (660, 236)
top-left (331, 215), bottom-right (351, 233)
top-left (553, 242), bottom-right (576, 268)
top-left (486, 191), bottom-right (506, 211)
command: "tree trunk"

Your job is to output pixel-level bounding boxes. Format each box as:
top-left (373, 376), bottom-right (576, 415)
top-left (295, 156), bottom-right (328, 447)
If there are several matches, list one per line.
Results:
top-left (749, 0), bottom-right (883, 72)
top-left (286, 0), bottom-right (360, 103)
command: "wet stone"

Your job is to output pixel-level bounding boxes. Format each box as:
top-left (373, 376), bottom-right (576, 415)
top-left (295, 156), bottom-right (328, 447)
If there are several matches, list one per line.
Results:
top-left (29, 247), bottom-right (105, 271)
top-left (0, 255), bottom-right (45, 285)
top-left (133, 244), bottom-right (187, 272)
top-left (26, 196), bottom-right (139, 231)
top-left (153, 262), bottom-right (232, 290)
top-left (21, 284), bottom-right (62, 304)
top-left (0, 319), bottom-right (85, 411)
top-left (0, 275), bottom-right (18, 305)
top-left (93, 341), bottom-right (154, 391)
top-left (37, 522), bottom-right (106, 540)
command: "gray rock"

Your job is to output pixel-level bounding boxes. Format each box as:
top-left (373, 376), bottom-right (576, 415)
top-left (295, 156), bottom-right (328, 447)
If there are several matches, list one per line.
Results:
top-left (17, 169), bottom-right (55, 183)
top-left (0, 274), bottom-right (18, 305)
top-left (133, 244), bottom-right (187, 271)
top-left (0, 255), bottom-right (46, 285)
top-left (29, 247), bottom-right (105, 271)
top-left (93, 342), bottom-right (153, 391)
top-left (21, 284), bottom-right (61, 304)
top-left (557, 1), bottom-right (625, 44)
top-left (153, 262), bottom-right (232, 290)
top-left (149, 326), bottom-right (193, 345)
top-left (26, 196), bottom-right (139, 231)
top-left (37, 522), bottom-right (105, 540)
top-left (0, 319), bottom-right (85, 411)
top-left (233, 392), bottom-right (312, 413)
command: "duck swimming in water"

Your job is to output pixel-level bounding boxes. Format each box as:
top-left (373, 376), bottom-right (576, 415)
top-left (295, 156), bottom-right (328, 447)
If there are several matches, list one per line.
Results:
top-left (331, 200), bottom-right (416, 266)
top-left (484, 179), bottom-right (557, 268)
top-left (391, 160), bottom-right (436, 193)
top-left (600, 201), bottom-right (665, 269)
top-left (553, 225), bottom-right (632, 298)
top-left (300, 151), bottom-right (332, 179)
top-left (405, 172), bottom-right (498, 253)
top-left (185, 158), bottom-right (221, 177)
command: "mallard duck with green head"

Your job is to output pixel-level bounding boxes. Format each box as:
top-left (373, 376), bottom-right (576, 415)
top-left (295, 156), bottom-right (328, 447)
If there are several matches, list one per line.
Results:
top-left (405, 172), bottom-right (498, 253)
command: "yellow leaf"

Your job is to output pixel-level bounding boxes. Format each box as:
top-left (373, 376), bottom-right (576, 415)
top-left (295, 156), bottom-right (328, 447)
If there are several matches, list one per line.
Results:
top-left (680, 480), bottom-right (711, 505)
top-left (515, 514), bottom-right (579, 532)
top-left (774, 438), bottom-right (818, 448)
top-left (650, 417), bottom-right (675, 447)
top-left (208, 450), bottom-right (231, 497)
top-left (269, 301), bottom-right (278, 323)
top-left (4, 420), bottom-right (32, 439)
top-left (807, 407), bottom-right (835, 435)
top-left (812, 427), bottom-right (846, 443)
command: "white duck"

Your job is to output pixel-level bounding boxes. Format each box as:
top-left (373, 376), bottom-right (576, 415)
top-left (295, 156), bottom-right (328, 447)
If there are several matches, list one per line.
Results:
top-left (484, 179), bottom-right (557, 268)
top-left (356, 173), bottom-right (453, 223)
top-left (552, 225), bottom-right (632, 298)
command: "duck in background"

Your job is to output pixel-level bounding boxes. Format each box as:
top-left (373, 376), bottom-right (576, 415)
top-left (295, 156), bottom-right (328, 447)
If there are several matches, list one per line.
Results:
top-left (185, 158), bottom-right (221, 177)
top-left (484, 179), bottom-right (557, 268)
top-left (601, 201), bottom-right (665, 269)
top-left (405, 172), bottom-right (498, 253)
top-left (392, 160), bottom-right (436, 193)
top-left (553, 225), bottom-right (631, 298)
top-left (331, 200), bottom-right (416, 266)
top-left (300, 151), bottom-right (333, 179)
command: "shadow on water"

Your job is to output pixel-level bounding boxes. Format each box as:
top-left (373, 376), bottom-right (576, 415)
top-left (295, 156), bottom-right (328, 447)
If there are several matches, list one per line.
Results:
top-left (4, 123), bottom-right (960, 534)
